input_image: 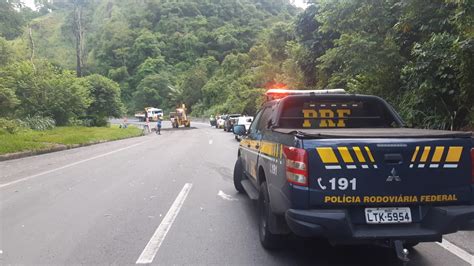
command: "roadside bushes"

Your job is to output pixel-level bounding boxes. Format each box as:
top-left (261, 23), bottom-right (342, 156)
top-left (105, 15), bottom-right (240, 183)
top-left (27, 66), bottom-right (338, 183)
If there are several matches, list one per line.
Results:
top-left (73, 115), bottom-right (109, 127)
top-left (0, 116), bottom-right (56, 134)
top-left (0, 60), bottom-right (125, 127)
top-left (21, 115), bottom-right (56, 130)
top-left (0, 118), bottom-right (22, 134)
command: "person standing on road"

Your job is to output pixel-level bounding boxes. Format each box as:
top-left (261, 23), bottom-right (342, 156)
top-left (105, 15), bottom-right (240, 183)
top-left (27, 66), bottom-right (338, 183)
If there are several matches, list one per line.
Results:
top-left (122, 116), bottom-right (128, 128)
top-left (156, 117), bottom-right (162, 135)
top-left (144, 116), bottom-right (151, 134)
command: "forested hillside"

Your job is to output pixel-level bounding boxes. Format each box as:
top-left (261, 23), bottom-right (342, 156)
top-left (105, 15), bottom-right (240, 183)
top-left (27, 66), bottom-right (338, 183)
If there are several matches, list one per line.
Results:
top-left (1, 0), bottom-right (473, 130)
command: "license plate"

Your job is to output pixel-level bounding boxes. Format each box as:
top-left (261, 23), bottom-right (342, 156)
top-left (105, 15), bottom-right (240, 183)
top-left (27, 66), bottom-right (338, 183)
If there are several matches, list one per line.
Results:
top-left (365, 207), bottom-right (412, 224)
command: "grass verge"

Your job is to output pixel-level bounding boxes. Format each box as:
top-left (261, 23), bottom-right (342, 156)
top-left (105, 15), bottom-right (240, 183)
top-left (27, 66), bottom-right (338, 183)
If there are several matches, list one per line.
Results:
top-left (0, 125), bottom-right (143, 155)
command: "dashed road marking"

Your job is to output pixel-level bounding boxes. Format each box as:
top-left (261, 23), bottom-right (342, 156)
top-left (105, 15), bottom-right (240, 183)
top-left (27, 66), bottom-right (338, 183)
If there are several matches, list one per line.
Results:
top-left (0, 140), bottom-right (150, 189)
top-left (136, 183), bottom-right (193, 264)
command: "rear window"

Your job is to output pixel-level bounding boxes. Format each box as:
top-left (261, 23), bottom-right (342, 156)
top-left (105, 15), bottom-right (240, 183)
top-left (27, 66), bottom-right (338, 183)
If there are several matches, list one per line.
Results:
top-left (278, 97), bottom-right (398, 129)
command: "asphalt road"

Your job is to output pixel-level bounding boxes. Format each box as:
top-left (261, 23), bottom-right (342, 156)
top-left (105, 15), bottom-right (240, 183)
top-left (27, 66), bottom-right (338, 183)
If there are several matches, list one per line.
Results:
top-left (1, 121), bottom-right (473, 265)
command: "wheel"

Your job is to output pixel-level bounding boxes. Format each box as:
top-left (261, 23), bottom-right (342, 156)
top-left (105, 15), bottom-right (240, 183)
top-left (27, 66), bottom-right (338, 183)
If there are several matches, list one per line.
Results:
top-left (233, 158), bottom-right (245, 193)
top-left (259, 181), bottom-right (285, 249)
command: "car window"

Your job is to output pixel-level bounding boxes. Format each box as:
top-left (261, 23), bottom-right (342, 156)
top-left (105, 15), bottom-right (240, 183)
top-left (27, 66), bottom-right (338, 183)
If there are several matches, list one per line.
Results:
top-left (257, 107), bottom-right (273, 132)
top-left (248, 110), bottom-right (263, 136)
top-left (278, 97), bottom-right (398, 129)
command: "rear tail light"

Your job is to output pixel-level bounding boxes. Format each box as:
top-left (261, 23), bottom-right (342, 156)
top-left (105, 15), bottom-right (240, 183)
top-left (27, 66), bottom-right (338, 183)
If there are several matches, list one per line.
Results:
top-left (283, 146), bottom-right (308, 186)
top-left (471, 148), bottom-right (474, 184)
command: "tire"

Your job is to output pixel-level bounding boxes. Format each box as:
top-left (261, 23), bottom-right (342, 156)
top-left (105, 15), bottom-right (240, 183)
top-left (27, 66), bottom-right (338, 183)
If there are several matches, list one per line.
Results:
top-left (258, 181), bottom-right (285, 249)
top-left (233, 158), bottom-right (245, 193)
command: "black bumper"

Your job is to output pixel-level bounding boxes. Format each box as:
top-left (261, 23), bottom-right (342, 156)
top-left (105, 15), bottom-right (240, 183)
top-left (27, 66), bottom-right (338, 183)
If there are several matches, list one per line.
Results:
top-left (285, 206), bottom-right (474, 244)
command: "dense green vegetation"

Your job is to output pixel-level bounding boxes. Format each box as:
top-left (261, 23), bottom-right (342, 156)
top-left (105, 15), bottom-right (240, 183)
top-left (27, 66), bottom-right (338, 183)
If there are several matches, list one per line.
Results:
top-left (1, 0), bottom-right (473, 130)
top-left (0, 125), bottom-right (142, 155)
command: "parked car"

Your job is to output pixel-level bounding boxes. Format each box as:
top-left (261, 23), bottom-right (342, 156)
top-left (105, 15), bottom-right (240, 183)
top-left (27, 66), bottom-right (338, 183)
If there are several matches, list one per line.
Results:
top-left (217, 115), bottom-right (226, 129)
top-left (237, 116), bottom-right (253, 130)
top-left (232, 89), bottom-right (474, 263)
top-left (210, 115), bottom-right (217, 127)
top-left (224, 114), bottom-right (241, 132)
top-left (233, 116), bottom-right (254, 141)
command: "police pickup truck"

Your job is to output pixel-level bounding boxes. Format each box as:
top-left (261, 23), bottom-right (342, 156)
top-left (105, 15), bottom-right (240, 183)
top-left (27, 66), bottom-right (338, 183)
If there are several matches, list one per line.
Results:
top-left (232, 89), bottom-right (474, 261)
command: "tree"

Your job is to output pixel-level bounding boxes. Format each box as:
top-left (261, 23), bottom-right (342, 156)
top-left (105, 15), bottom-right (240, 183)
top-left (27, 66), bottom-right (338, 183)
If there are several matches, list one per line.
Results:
top-left (1, 60), bottom-right (91, 124)
top-left (400, 33), bottom-right (473, 130)
top-left (294, 4), bottom-right (338, 87)
top-left (72, 0), bottom-right (87, 77)
top-left (265, 22), bottom-right (295, 61)
top-left (44, 71), bottom-right (92, 125)
top-left (0, 37), bottom-right (14, 67)
top-left (85, 74), bottom-right (124, 118)
top-left (0, 0), bottom-right (25, 40)
top-left (133, 74), bottom-right (172, 110)
top-left (0, 83), bottom-right (19, 116)
top-left (180, 56), bottom-right (218, 111)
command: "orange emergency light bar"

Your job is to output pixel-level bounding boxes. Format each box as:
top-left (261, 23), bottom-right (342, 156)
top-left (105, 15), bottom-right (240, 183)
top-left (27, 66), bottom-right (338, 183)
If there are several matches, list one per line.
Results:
top-left (265, 89), bottom-right (346, 101)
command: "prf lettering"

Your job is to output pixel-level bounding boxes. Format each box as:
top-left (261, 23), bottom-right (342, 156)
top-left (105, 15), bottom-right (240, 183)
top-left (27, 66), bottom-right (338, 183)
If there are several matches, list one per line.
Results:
top-left (302, 109), bottom-right (351, 128)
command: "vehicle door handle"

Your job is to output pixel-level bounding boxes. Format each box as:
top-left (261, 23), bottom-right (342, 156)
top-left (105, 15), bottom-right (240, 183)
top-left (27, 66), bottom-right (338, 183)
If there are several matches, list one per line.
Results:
top-left (384, 154), bottom-right (403, 164)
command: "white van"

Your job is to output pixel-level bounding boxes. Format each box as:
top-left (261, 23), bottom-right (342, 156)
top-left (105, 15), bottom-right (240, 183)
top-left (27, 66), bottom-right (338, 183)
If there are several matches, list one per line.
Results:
top-left (237, 116), bottom-right (253, 130)
top-left (234, 116), bottom-right (254, 140)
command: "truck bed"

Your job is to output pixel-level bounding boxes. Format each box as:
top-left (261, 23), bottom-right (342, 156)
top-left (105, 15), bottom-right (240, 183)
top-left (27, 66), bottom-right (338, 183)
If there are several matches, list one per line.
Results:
top-left (273, 127), bottom-right (472, 139)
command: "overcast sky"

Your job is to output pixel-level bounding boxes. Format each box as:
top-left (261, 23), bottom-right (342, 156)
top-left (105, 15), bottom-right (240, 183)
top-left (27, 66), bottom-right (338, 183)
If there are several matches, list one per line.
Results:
top-left (22, 0), bottom-right (308, 10)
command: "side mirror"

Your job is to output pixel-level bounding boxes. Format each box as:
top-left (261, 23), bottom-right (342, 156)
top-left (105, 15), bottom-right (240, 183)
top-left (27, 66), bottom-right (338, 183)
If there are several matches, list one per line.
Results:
top-left (233, 124), bottom-right (246, 136)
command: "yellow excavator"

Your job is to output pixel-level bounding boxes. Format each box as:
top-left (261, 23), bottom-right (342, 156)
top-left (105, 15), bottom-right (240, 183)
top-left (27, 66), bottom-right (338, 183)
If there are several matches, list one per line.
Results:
top-left (170, 104), bottom-right (191, 128)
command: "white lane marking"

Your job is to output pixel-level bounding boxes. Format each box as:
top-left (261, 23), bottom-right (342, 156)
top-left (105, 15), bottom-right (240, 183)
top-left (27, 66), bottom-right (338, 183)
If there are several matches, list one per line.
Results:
top-left (217, 190), bottom-right (237, 201)
top-left (346, 165), bottom-right (357, 169)
top-left (136, 183), bottom-right (193, 264)
top-left (209, 139), bottom-right (213, 145)
top-left (437, 238), bottom-right (474, 265)
top-left (0, 140), bottom-right (150, 189)
top-left (429, 164), bottom-right (439, 168)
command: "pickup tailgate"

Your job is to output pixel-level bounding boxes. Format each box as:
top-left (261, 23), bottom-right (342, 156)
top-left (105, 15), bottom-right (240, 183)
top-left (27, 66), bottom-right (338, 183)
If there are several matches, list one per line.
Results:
top-left (305, 138), bottom-right (473, 207)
